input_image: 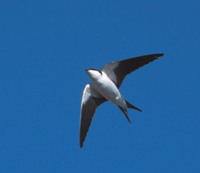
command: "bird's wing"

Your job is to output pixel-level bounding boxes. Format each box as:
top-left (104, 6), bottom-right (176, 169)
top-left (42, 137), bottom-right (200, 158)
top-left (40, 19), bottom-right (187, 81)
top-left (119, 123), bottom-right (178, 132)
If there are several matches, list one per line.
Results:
top-left (102, 53), bottom-right (164, 88)
top-left (80, 84), bottom-right (106, 148)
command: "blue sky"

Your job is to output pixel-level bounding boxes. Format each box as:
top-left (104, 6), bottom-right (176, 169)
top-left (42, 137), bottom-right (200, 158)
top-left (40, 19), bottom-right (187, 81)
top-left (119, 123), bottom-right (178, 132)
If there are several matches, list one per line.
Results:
top-left (0, 0), bottom-right (200, 172)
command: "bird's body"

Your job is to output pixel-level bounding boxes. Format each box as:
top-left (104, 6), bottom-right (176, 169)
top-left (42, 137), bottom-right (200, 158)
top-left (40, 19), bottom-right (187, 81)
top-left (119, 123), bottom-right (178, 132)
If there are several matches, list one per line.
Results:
top-left (88, 71), bottom-right (126, 108)
top-left (80, 53), bottom-right (164, 148)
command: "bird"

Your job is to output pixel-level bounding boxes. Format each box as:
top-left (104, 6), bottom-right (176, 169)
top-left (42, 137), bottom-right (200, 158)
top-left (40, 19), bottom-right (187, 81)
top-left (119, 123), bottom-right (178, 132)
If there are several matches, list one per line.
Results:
top-left (79, 53), bottom-right (164, 148)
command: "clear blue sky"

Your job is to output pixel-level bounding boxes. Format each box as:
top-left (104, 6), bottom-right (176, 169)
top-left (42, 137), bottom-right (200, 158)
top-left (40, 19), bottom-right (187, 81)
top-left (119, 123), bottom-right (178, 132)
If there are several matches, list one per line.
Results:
top-left (0, 0), bottom-right (199, 172)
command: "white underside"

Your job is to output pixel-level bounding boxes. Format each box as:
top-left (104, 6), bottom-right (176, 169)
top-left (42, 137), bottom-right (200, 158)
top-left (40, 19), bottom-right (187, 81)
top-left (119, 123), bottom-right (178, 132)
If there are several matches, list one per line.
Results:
top-left (91, 72), bottom-right (127, 108)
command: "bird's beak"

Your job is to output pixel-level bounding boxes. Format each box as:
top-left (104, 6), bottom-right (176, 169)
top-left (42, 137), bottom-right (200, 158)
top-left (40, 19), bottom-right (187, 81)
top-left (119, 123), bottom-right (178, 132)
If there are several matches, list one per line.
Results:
top-left (85, 69), bottom-right (90, 75)
top-left (85, 69), bottom-right (89, 74)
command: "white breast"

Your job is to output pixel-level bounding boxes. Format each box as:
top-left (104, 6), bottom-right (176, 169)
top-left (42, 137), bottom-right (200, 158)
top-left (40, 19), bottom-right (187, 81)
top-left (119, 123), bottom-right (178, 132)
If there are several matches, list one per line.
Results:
top-left (92, 72), bottom-right (127, 108)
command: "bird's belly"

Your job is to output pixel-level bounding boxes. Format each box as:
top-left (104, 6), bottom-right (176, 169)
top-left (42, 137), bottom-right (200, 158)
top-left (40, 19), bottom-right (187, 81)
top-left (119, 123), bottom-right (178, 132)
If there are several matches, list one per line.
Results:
top-left (93, 78), bottom-right (125, 107)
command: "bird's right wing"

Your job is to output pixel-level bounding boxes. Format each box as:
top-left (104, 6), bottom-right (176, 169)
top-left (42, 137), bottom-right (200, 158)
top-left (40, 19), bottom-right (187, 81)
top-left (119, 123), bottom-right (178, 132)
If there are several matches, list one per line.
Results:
top-left (79, 84), bottom-right (106, 148)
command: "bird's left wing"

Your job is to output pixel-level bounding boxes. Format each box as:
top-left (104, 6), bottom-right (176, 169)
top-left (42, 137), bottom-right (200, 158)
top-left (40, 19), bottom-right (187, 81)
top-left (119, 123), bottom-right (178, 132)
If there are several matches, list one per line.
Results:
top-left (102, 54), bottom-right (164, 88)
top-left (80, 84), bottom-right (106, 148)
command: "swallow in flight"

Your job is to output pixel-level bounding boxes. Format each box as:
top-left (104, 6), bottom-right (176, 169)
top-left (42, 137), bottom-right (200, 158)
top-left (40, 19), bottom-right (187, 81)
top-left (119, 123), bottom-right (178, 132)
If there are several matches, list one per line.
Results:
top-left (80, 53), bottom-right (164, 148)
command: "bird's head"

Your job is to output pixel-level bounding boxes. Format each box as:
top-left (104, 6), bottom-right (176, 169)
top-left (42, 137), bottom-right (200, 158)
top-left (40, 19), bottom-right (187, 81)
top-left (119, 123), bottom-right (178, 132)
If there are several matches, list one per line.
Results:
top-left (85, 69), bottom-right (102, 81)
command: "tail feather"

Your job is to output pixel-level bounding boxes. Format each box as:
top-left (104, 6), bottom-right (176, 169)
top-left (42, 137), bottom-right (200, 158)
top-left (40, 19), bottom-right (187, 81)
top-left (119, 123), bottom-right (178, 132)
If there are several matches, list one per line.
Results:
top-left (125, 100), bottom-right (142, 112)
top-left (118, 106), bottom-right (131, 124)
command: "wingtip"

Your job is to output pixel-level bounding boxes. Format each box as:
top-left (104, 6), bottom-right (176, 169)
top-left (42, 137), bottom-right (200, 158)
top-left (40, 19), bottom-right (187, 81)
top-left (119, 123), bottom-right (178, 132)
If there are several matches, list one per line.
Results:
top-left (156, 53), bottom-right (164, 57)
top-left (79, 133), bottom-right (84, 148)
top-left (80, 142), bottom-right (83, 148)
top-left (144, 53), bottom-right (164, 58)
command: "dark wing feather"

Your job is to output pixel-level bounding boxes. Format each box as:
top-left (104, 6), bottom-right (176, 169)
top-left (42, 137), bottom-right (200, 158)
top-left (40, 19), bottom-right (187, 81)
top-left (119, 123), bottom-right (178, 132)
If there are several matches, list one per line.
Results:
top-left (80, 84), bottom-right (106, 148)
top-left (102, 53), bottom-right (164, 88)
